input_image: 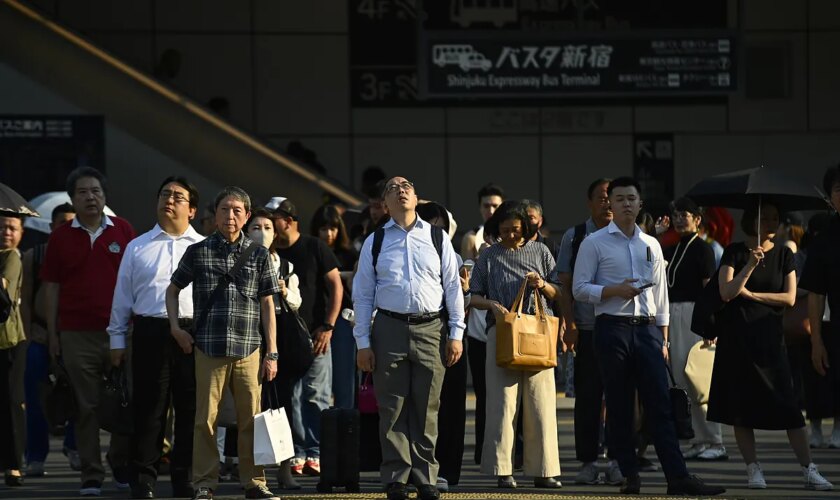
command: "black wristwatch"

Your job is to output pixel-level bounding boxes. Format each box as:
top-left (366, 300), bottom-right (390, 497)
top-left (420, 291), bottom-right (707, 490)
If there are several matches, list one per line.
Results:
top-left (322, 323), bottom-right (335, 332)
top-left (265, 352), bottom-right (279, 361)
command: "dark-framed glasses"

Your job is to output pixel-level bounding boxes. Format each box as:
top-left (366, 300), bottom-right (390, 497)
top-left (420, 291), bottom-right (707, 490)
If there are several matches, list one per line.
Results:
top-left (159, 190), bottom-right (189, 204)
top-left (385, 181), bottom-right (415, 195)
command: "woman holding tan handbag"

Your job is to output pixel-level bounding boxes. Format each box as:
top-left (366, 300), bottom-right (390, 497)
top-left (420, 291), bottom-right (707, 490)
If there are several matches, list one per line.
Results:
top-left (468, 201), bottom-right (562, 489)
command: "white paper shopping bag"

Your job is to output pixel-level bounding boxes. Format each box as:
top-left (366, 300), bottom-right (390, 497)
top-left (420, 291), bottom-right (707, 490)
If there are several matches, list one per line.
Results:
top-left (253, 407), bottom-right (294, 465)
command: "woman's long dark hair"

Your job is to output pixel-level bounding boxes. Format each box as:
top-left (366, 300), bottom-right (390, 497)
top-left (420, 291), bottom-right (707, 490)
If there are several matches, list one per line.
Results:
top-left (483, 200), bottom-right (537, 244)
top-left (310, 204), bottom-right (351, 251)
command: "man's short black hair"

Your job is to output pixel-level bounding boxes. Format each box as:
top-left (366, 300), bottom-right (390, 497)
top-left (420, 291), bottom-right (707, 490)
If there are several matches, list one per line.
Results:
top-left (51, 202), bottom-right (75, 222)
top-left (484, 200), bottom-right (538, 243)
top-left (157, 176), bottom-right (200, 209)
top-left (587, 178), bottom-right (612, 200)
top-left (608, 177), bottom-right (642, 197)
top-left (822, 163), bottom-right (840, 196)
top-left (66, 166), bottom-right (107, 199)
top-left (477, 183), bottom-right (505, 205)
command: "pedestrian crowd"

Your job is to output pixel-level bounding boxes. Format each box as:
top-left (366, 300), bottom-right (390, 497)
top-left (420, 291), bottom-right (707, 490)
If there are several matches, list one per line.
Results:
top-left (0, 164), bottom-right (839, 500)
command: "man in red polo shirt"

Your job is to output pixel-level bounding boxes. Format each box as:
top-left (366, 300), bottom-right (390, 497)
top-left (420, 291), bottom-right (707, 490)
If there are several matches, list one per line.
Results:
top-left (41, 167), bottom-right (136, 497)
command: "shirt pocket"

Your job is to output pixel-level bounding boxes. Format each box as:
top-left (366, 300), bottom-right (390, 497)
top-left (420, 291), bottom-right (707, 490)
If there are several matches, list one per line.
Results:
top-left (234, 264), bottom-right (259, 300)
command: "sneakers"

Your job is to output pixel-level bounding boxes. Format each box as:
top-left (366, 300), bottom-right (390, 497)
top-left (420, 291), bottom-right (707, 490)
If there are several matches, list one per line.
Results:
top-left (803, 463), bottom-right (834, 491)
top-left (435, 476), bottom-right (449, 492)
top-left (192, 487), bottom-right (213, 500)
top-left (80, 480), bottom-right (102, 497)
top-left (64, 446), bottom-right (82, 471)
top-left (682, 443), bottom-right (707, 459)
top-left (697, 445), bottom-right (729, 461)
top-left (303, 457), bottom-right (320, 476)
top-left (244, 485), bottom-right (281, 499)
top-left (26, 461), bottom-right (45, 477)
top-left (666, 474), bottom-right (726, 495)
top-left (574, 461), bottom-right (600, 485)
top-left (604, 460), bottom-right (624, 486)
top-left (828, 431), bottom-right (840, 449)
top-left (746, 462), bottom-right (767, 489)
top-left (289, 458), bottom-right (304, 476)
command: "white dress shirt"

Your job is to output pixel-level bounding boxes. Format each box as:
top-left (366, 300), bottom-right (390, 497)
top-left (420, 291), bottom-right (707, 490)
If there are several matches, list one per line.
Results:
top-left (352, 217), bottom-right (466, 349)
top-left (108, 224), bottom-right (204, 349)
top-left (71, 215), bottom-right (114, 247)
top-left (572, 221), bottom-right (669, 327)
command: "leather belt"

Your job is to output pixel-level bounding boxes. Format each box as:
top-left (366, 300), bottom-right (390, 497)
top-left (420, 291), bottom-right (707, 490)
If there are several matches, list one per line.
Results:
top-left (601, 314), bottom-right (656, 325)
top-left (377, 309), bottom-right (441, 325)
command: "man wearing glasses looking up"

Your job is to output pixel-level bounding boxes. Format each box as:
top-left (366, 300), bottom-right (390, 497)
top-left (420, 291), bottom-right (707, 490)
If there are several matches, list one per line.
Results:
top-left (353, 177), bottom-right (465, 500)
top-left (108, 177), bottom-right (204, 499)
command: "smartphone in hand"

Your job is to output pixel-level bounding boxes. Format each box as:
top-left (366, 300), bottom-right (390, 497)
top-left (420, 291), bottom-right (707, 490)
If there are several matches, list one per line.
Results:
top-left (638, 282), bottom-right (655, 290)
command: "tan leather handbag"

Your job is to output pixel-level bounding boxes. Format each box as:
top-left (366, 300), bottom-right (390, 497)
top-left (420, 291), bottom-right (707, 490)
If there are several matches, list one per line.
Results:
top-left (684, 341), bottom-right (716, 405)
top-left (495, 279), bottom-right (559, 371)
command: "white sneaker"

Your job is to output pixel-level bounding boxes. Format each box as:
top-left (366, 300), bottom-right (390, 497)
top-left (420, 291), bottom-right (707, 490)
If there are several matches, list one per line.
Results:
top-left (25, 461), bottom-right (45, 477)
top-left (574, 461), bottom-right (600, 485)
top-left (810, 432), bottom-right (826, 449)
top-left (697, 445), bottom-right (729, 461)
top-left (747, 462), bottom-right (767, 489)
top-left (604, 460), bottom-right (624, 486)
top-left (828, 431), bottom-right (840, 449)
top-left (436, 476), bottom-right (449, 492)
top-left (803, 463), bottom-right (833, 491)
top-left (682, 443), bottom-right (707, 459)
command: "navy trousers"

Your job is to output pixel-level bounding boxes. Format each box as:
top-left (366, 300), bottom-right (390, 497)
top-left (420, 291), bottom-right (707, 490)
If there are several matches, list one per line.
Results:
top-left (593, 316), bottom-right (688, 480)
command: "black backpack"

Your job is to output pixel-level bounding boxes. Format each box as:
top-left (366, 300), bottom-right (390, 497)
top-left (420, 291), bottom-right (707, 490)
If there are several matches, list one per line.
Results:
top-left (371, 225), bottom-right (445, 271)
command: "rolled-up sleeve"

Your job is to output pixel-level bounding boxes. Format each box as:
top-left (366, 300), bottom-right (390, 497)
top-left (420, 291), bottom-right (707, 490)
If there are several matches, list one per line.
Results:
top-left (440, 236), bottom-right (466, 340)
top-left (351, 235), bottom-right (376, 349)
top-left (653, 246), bottom-right (669, 326)
top-left (572, 238), bottom-right (603, 304)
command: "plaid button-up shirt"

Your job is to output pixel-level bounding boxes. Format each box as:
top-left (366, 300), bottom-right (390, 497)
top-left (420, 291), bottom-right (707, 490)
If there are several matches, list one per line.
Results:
top-left (171, 232), bottom-right (280, 358)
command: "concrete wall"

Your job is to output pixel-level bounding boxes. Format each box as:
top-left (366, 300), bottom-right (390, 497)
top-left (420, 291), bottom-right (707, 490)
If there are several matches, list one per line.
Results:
top-left (11, 0), bottom-right (840, 235)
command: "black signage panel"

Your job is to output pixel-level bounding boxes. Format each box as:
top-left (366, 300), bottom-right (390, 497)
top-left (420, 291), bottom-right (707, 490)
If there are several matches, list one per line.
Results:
top-left (634, 133), bottom-right (674, 218)
top-left (419, 32), bottom-right (736, 98)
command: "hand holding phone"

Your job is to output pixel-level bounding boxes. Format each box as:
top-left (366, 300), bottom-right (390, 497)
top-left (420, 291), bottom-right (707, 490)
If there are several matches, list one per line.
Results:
top-left (638, 282), bottom-right (655, 290)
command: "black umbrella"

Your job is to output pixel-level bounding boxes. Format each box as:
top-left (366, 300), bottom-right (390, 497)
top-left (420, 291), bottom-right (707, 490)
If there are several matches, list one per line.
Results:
top-left (0, 182), bottom-right (40, 217)
top-left (685, 166), bottom-right (828, 211)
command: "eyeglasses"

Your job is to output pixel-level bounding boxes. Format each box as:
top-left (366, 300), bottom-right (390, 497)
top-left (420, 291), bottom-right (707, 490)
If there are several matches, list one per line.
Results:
top-left (385, 181), bottom-right (415, 195)
top-left (159, 190), bottom-right (189, 204)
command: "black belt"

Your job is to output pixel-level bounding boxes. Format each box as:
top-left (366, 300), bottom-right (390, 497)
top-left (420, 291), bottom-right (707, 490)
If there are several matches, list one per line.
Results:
top-left (377, 309), bottom-right (441, 325)
top-left (601, 314), bottom-right (656, 325)
top-left (133, 316), bottom-right (193, 328)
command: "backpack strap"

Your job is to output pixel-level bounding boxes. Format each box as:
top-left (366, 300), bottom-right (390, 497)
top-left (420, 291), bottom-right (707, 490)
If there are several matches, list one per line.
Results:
top-left (569, 223), bottom-right (587, 275)
top-left (430, 225), bottom-right (444, 261)
top-left (371, 227), bottom-right (385, 276)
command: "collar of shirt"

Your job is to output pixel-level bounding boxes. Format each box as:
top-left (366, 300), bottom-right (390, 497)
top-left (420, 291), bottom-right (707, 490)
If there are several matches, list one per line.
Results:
top-left (209, 230), bottom-right (248, 252)
top-left (150, 223), bottom-right (203, 243)
top-left (383, 216), bottom-right (426, 232)
top-left (606, 220), bottom-right (641, 240)
top-left (71, 214), bottom-right (114, 246)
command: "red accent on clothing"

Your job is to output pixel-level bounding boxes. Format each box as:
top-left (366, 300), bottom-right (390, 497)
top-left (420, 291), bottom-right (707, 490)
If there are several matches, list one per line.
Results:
top-left (40, 217), bottom-right (136, 331)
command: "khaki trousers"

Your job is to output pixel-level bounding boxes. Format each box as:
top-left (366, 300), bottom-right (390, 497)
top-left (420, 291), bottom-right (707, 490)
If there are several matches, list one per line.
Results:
top-left (61, 330), bottom-right (131, 483)
top-left (193, 348), bottom-right (264, 490)
top-left (481, 326), bottom-right (561, 477)
top-left (371, 313), bottom-right (446, 486)
top-left (669, 302), bottom-right (723, 445)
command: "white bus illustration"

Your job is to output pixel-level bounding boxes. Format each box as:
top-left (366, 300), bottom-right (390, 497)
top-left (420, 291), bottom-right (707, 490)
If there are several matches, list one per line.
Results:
top-left (450, 0), bottom-right (518, 28)
top-left (432, 44), bottom-right (493, 72)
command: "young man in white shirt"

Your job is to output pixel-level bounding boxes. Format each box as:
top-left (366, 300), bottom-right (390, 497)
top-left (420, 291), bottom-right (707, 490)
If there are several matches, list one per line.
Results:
top-left (572, 177), bottom-right (725, 497)
top-left (108, 177), bottom-right (204, 499)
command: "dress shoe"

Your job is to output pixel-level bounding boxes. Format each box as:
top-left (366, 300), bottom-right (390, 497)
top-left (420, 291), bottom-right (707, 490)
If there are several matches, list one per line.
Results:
top-left (497, 475), bottom-right (517, 488)
top-left (4, 473), bottom-right (23, 487)
top-left (417, 484), bottom-right (440, 500)
top-left (666, 474), bottom-right (726, 496)
top-left (131, 483), bottom-right (154, 499)
top-left (386, 482), bottom-right (408, 500)
top-left (534, 476), bottom-right (562, 488)
top-left (619, 474), bottom-right (641, 494)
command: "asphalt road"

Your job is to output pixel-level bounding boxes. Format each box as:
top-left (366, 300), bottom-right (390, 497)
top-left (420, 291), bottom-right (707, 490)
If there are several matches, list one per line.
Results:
top-left (2, 396), bottom-right (838, 500)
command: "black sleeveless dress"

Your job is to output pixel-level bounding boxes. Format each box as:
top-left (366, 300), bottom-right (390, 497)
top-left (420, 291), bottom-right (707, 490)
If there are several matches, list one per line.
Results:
top-left (707, 242), bottom-right (805, 430)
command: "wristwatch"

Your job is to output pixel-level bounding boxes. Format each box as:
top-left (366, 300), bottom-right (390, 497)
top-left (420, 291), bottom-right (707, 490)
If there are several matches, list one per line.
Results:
top-left (663, 341), bottom-right (671, 349)
top-left (265, 352), bottom-right (279, 361)
top-left (322, 323), bottom-right (335, 332)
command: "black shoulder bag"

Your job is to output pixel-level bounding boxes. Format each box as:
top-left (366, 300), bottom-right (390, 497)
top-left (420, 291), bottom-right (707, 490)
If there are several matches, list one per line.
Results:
top-left (665, 363), bottom-right (695, 440)
top-left (192, 243), bottom-right (259, 334)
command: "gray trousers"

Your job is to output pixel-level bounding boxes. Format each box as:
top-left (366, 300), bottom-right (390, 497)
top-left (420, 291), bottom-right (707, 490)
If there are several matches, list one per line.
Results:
top-left (371, 313), bottom-right (446, 486)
